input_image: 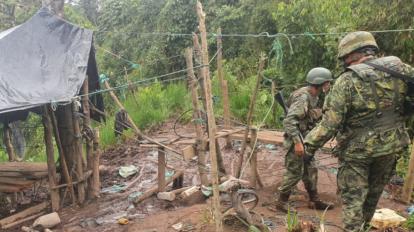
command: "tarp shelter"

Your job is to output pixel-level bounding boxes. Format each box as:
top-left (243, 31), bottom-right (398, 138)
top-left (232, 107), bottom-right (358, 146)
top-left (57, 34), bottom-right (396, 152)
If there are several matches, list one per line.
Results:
top-left (0, 8), bottom-right (104, 122)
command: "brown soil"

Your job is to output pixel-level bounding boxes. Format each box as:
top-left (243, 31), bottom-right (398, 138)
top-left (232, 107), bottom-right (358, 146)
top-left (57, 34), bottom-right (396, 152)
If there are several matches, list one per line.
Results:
top-left (3, 121), bottom-right (409, 232)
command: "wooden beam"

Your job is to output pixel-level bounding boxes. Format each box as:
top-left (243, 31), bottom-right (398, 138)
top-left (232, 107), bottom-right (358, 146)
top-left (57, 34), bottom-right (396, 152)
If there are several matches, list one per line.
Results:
top-left (42, 105), bottom-right (60, 211)
top-left (196, 2), bottom-right (222, 231)
top-left (234, 54), bottom-right (266, 178)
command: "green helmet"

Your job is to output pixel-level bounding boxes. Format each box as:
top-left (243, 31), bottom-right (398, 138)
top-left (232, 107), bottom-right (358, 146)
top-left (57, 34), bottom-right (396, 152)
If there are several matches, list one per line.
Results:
top-left (306, 67), bottom-right (333, 85)
top-left (337, 31), bottom-right (379, 59)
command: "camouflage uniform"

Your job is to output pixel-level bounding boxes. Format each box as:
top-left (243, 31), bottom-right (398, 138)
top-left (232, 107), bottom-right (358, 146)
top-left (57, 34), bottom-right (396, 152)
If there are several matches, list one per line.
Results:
top-left (305, 56), bottom-right (414, 231)
top-left (278, 86), bottom-right (321, 196)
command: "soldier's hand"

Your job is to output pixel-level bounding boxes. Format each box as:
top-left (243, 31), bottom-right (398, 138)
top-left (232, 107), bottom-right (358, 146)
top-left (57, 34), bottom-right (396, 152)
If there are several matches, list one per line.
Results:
top-left (294, 143), bottom-right (305, 156)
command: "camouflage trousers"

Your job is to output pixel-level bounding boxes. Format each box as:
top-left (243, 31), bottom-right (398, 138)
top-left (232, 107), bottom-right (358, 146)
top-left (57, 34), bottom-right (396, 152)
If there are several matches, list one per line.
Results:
top-left (278, 148), bottom-right (318, 195)
top-left (337, 154), bottom-right (396, 231)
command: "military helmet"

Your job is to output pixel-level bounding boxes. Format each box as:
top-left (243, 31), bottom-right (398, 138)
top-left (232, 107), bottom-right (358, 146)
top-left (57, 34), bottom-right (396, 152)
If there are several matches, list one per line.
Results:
top-left (337, 31), bottom-right (379, 59)
top-left (306, 67), bottom-right (333, 85)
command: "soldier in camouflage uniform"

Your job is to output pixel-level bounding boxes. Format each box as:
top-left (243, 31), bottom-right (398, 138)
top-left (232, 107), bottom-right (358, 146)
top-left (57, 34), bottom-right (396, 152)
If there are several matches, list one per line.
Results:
top-left (304, 31), bottom-right (414, 231)
top-left (276, 68), bottom-right (334, 212)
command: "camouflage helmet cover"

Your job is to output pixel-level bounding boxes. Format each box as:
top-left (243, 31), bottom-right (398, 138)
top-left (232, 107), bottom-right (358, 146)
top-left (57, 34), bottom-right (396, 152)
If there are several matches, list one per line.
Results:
top-left (337, 31), bottom-right (379, 59)
top-left (306, 67), bottom-right (333, 85)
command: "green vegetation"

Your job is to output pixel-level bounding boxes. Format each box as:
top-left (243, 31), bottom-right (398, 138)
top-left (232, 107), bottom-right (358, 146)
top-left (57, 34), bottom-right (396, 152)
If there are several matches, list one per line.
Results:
top-left (0, 0), bottom-right (414, 158)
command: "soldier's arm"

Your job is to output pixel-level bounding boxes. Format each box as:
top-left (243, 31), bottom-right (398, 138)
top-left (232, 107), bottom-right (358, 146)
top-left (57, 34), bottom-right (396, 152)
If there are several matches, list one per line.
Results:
top-left (283, 93), bottom-right (308, 144)
top-left (304, 74), bottom-right (353, 150)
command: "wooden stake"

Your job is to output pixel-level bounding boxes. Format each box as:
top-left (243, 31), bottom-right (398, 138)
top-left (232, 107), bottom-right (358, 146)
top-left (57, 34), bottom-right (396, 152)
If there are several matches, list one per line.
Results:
top-left (158, 147), bottom-right (166, 192)
top-left (402, 143), bottom-right (414, 202)
top-left (217, 28), bottom-right (232, 149)
top-left (49, 106), bottom-right (76, 205)
top-left (196, 2), bottom-right (222, 231)
top-left (42, 105), bottom-right (60, 211)
top-left (81, 79), bottom-right (95, 199)
top-left (185, 47), bottom-right (209, 186)
top-left (192, 33), bottom-right (227, 177)
top-left (249, 128), bottom-right (263, 188)
top-left (103, 81), bottom-right (182, 155)
top-left (72, 102), bottom-right (86, 204)
top-left (3, 125), bottom-right (16, 161)
top-left (92, 128), bottom-right (101, 198)
top-left (234, 54), bottom-right (266, 178)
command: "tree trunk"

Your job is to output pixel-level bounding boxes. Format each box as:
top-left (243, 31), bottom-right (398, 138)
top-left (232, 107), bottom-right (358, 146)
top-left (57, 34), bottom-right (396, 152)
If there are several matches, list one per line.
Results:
top-left (42, 0), bottom-right (64, 17)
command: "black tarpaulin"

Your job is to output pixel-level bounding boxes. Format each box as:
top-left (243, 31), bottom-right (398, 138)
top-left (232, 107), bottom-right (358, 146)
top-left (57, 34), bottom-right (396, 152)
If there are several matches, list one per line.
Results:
top-left (0, 8), bottom-right (103, 118)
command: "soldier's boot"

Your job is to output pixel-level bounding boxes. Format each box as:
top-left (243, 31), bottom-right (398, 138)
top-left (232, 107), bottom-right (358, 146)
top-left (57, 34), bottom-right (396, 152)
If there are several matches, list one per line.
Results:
top-left (307, 191), bottom-right (334, 210)
top-left (275, 191), bottom-right (296, 213)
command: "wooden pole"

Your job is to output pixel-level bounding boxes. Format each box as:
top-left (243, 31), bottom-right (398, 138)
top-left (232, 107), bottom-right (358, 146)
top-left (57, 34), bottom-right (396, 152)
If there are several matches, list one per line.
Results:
top-left (81, 79), bottom-right (95, 199)
top-left (196, 2), bottom-right (222, 231)
top-left (249, 127), bottom-right (263, 188)
top-left (234, 54), bottom-right (266, 178)
top-left (217, 28), bottom-right (232, 149)
top-left (42, 105), bottom-right (60, 211)
top-left (103, 81), bottom-right (182, 155)
top-left (192, 33), bottom-right (227, 176)
top-left (72, 102), bottom-right (86, 204)
top-left (3, 125), bottom-right (16, 161)
top-left (158, 146), bottom-right (166, 192)
top-left (49, 106), bottom-right (77, 205)
top-left (402, 143), bottom-right (414, 202)
top-left (185, 47), bottom-right (209, 186)
top-left (92, 128), bottom-right (101, 198)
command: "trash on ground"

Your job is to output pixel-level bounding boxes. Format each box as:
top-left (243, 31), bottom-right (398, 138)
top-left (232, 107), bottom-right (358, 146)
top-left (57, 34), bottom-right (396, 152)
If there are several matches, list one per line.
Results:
top-left (33, 212), bottom-right (61, 229)
top-left (370, 208), bottom-right (406, 229)
top-left (407, 205), bottom-right (414, 215)
top-left (101, 184), bottom-right (126, 194)
top-left (118, 218), bottom-right (129, 225)
top-left (119, 165), bottom-right (139, 178)
top-left (128, 191), bottom-right (143, 202)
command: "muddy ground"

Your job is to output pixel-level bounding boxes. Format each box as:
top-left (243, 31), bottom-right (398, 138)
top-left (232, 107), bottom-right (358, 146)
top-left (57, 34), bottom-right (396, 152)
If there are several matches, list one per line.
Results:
top-left (4, 121), bottom-right (409, 231)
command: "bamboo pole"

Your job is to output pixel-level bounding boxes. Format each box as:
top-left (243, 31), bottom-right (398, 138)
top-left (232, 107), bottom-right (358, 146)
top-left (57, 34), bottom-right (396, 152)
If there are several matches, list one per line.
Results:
top-left (185, 47), bottom-right (209, 186)
top-left (103, 81), bottom-right (182, 155)
top-left (72, 102), bottom-right (86, 204)
top-left (3, 125), bottom-right (16, 161)
top-left (234, 54), bottom-right (266, 178)
top-left (217, 28), bottom-right (232, 149)
top-left (49, 106), bottom-right (76, 205)
top-left (42, 105), bottom-right (60, 211)
top-left (81, 79), bottom-right (95, 199)
top-left (196, 2), bottom-right (222, 231)
top-left (402, 143), bottom-right (414, 202)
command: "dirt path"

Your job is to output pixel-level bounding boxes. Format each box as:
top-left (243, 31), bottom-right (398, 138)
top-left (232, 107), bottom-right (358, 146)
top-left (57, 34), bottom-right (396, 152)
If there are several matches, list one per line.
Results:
top-left (50, 121), bottom-right (408, 232)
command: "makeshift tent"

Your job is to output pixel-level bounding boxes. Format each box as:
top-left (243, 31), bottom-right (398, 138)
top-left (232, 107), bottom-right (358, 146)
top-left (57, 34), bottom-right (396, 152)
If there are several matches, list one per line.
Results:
top-left (0, 8), bottom-right (104, 122)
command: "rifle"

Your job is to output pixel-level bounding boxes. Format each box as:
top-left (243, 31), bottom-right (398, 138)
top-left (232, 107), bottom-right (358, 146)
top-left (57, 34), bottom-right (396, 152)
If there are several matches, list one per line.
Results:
top-left (274, 91), bottom-right (313, 162)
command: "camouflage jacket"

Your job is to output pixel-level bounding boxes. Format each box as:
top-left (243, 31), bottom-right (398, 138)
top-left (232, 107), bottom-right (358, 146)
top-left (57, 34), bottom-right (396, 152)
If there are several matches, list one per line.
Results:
top-left (283, 86), bottom-right (322, 148)
top-left (305, 56), bottom-right (414, 159)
